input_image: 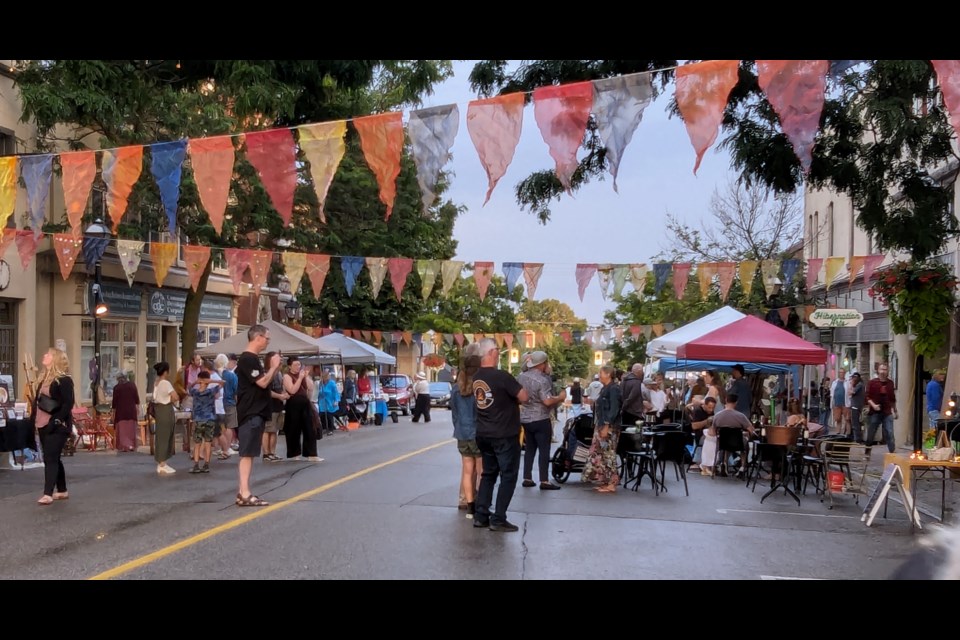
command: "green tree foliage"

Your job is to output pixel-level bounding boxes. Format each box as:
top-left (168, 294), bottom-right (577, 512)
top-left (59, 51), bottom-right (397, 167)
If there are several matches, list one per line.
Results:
top-left (516, 299), bottom-right (590, 381)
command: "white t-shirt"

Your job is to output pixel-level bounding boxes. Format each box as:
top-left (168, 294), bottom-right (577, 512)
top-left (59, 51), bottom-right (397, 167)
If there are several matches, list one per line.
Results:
top-left (211, 371), bottom-right (225, 415)
top-left (414, 380), bottom-right (430, 395)
top-left (154, 379), bottom-right (176, 405)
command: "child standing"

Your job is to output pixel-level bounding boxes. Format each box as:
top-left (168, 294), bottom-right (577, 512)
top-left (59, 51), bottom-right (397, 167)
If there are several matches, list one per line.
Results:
top-left (189, 371), bottom-right (220, 474)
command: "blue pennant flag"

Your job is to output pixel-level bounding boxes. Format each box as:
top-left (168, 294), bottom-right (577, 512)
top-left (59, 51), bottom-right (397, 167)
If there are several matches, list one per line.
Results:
top-left (83, 237), bottom-right (109, 273)
top-left (781, 259), bottom-right (801, 289)
top-left (502, 262), bottom-right (523, 294)
top-left (341, 256), bottom-right (364, 297)
top-left (150, 140), bottom-right (187, 234)
top-left (653, 263), bottom-right (672, 296)
top-left (21, 155), bottom-right (53, 238)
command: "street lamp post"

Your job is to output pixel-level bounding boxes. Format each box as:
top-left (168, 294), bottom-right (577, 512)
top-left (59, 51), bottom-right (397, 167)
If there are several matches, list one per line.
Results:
top-left (86, 218), bottom-right (111, 404)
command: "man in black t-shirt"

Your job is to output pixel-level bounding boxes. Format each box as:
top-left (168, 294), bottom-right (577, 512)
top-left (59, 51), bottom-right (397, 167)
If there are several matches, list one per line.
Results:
top-left (471, 338), bottom-right (529, 532)
top-left (234, 324), bottom-right (282, 507)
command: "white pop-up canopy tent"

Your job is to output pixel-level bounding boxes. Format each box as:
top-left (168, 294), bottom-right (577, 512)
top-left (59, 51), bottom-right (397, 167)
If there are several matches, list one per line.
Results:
top-left (645, 306), bottom-right (745, 359)
top-left (197, 320), bottom-right (340, 359)
top-left (311, 332), bottom-right (396, 366)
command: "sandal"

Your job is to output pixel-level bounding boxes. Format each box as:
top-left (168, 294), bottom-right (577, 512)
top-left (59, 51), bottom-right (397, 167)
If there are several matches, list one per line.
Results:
top-left (237, 494), bottom-right (270, 507)
top-left (688, 464), bottom-right (701, 472)
top-left (37, 495), bottom-right (53, 505)
top-left (52, 492), bottom-right (69, 500)
top-left (218, 452), bottom-right (230, 461)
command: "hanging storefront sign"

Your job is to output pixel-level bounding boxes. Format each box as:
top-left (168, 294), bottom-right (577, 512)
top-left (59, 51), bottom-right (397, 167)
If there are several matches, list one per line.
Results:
top-left (809, 308), bottom-right (864, 328)
top-left (96, 284), bottom-right (144, 317)
top-left (146, 288), bottom-right (233, 322)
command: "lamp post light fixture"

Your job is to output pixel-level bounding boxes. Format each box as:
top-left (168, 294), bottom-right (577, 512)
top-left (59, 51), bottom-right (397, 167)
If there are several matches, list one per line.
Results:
top-left (85, 217), bottom-right (111, 403)
top-left (284, 297), bottom-right (302, 323)
top-left (328, 313), bottom-right (335, 330)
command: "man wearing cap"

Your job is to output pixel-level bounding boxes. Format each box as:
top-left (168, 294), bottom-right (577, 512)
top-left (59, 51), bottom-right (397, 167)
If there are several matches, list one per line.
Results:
top-left (518, 351), bottom-right (566, 491)
top-left (728, 364), bottom-right (753, 418)
top-left (411, 372), bottom-right (432, 423)
top-left (927, 369), bottom-right (946, 429)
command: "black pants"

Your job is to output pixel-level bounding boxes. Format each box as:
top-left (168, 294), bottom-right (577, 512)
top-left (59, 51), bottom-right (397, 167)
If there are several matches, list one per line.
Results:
top-left (411, 394), bottom-right (431, 422)
top-left (39, 422), bottom-right (69, 496)
top-left (475, 435), bottom-right (521, 526)
top-left (284, 396), bottom-right (318, 458)
top-left (622, 411), bottom-right (643, 429)
top-left (522, 418), bottom-right (553, 483)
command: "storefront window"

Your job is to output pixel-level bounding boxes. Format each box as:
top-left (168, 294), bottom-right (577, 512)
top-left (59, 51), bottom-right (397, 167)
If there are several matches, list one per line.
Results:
top-left (81, 320), bottom-right (134, 403)
top-left (146, 323), bottom-right (160, 394)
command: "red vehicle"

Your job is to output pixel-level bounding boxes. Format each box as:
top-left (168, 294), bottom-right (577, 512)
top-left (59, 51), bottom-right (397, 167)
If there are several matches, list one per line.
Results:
top-left (380, 374), bottom-right (413, 416)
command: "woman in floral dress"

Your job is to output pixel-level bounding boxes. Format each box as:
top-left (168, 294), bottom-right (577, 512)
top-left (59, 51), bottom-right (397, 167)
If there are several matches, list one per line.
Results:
top-left (582, 365), bottom-right (622, 493)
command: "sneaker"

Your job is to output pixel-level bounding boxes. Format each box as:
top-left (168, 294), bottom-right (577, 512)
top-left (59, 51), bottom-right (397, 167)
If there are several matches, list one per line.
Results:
top-left (466, 502), bottom-right (476, 516)
top-left (287, 456), bottom-right (302, 461)
top-left (540, 483), bottom-right (561, 491)
top-left (189, 463), bottom-right (202, 474)
top-left (158, 464), bottom-right (176, 475)
top-left (230, 443), bottom-right (239, 451)
top-left (306, 456), bottom-right (324, 462)
top-left (489, 521), bottom-right (520, 532)
top-left (522, 479), bottom-right (536, 488)
top-left (200, 463), bottom-right (210, 473)
top-left (472, 519), bottom-right (490, 529)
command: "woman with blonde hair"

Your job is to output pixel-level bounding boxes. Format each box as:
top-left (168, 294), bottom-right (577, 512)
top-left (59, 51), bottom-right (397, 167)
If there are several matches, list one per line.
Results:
top-left (450, 344), bottom-right (483, 517)
top-left (32, 348), bottom-right (75, 505)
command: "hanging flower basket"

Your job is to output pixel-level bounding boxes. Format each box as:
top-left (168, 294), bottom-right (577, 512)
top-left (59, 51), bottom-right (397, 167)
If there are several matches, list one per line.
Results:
top-left (421, 354), bottom-right (446, 368)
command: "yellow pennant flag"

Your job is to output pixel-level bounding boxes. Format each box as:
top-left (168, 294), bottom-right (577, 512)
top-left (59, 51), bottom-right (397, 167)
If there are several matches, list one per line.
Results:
top-left (761, 259), bottom-right (781, 298)
top-left (281, 252), bottom-right (307, 296)
top-left (151, 242), bottom-right (177, 287)
top-left (298, 121), bottom-right (347, 223)
top-left (739, 260), bottom-right (759, 297)
top-left (0, 157), bottom-right (16, 229)
top-left (440, 260), bottom-right (463, 297)
top-left (697, 262), bottom-right (718, 299)
top-left (824, 256), bottom-right (845, 290)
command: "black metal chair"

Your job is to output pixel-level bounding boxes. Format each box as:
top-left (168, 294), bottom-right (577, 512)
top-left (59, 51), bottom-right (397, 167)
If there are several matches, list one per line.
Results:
top-left (650, 431), bottom-right (690, 496)
top-left (713, 427), bottom-right (747, 479)
top-left (617, 430), bottom-right (650, 490)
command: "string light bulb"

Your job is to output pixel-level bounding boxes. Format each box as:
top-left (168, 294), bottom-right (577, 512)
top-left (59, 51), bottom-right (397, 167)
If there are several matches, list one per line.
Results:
top-left (175, 61), bottom-right (181, 69)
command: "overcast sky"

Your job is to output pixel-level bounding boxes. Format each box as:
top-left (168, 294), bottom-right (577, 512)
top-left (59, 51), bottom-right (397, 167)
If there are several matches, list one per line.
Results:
top-left (420, 60), bottom-right (734, 326)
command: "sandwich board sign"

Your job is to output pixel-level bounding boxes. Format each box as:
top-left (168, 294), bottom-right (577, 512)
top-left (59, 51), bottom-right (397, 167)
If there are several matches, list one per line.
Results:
top-left (862, 463), bottom-right (921, 529)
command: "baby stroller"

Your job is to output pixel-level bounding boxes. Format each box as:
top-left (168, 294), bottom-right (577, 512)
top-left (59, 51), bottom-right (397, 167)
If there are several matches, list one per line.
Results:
top-left (551, 412), bottom-right (596, 484)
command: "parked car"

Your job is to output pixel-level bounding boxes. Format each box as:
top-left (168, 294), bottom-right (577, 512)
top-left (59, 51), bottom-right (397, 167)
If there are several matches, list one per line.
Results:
top-left (429, 381), bottom-right (453, 409)
top-left (380, 374), bottom-right (413, 416)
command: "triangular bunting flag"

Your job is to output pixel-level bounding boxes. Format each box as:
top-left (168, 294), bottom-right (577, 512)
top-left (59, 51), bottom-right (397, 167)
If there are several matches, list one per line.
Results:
top-left (698, 262), bottom-right (718, 299)
top-left (863, 254), bottom-right (884, 283)
top-left (388, 257), bottom-right (413, 302)
top-left (248, 250), bottom-right (273, 297)
top-left (676, 60), bottom-right (740, 174)
top-left (188, 136), bottom-right (234, 234)
top-left (440, 260), bottom-right (463, 298)
top-left (366, 257), bottom-right (388, 299)
top-left (59, 151), bottom-right (96, 236)
top-left (464, 333), bottom-right (476, 345)
top-left (592, 73), bottom-right (653, 192)
top-left (533, 82), bottom-right (593, 193)
top-left (244, 129), bottom-right (297, 227)
top-left (21, 155), bottom-right (54, 238)
top-left (0, 229), bottom-right (15, 259)
top-left (297, 121), bottom-right (347, 223)
top-left (613, 326), bottom-right (624, 342)
top-left (781, 258), bottom-right (801, 289)
top-left (466, 92), bottom-right (525, 204)
top-left (15, 230), bottom-right (40, 270)
top-left (848, 255), bottom-right (866, 284)
top-left (575, 263), bottom-right (598, 302)
top-left (102, 146), bottom-right (144, 233)
top-left (372, 330), bottom-right (382, 345)
top-left (341, 256), bottom-right (364, 297)
top-left (522, 263), bottom-right (544, 300)
top-left (824, 256), bottom-right (845, 291)
top-left (82, 237), bottom-right (108, 273)
top-left (777, 306), bottom-right (791, 326)
top-left (806, 257), bottom-right (824, 289)
top-left (150, 241), bottom-right (177, 287)
top-left (182, 245), bottom-right (211, 292)
top-left (408, 104), bottom-right (460, 212)
top-left (149, 139), bottom-right (187, 233)
top-left (453, 333), bottom-right (464, 347)
top-left (473, 261), bottom-right (494, 302)
top-left (642, 325), bottom-right (653, 340)
top-left (361, 330), bottom-right (371, 342)
top-left (612, 265), bottom-right (630, 298)
top-left (223, 248), bottom-right (252, 295)
top-left (597, 264), bottom-right (614, 299)
top-left (494, 333), bottom-right (505, 348)
top-left (630, 325), bottom-right (641, 340)
top-left (116, 239), bottom-right (144, 286)
top-left (402, 331), bottom-right (413, 346)
top-left (52, 233), bottom-right (83, 281)
top-left (305, 254), bottom-right (331, 298)
top-left (653, 263), bottom-right (672, 296)
top-left (502, 262), bottom-right (523, 294)
top-left (739, 260), bottom-right (759, 297)
top-left (651, 323), bottom-right (665, 337)
top-left (629, 264), bottom-right (649, 295)
top-left (281, 252), bottom-right (307, 297)
top-left (756, 60), bottom-right (829, 174)
top-left (503, 333), bottom-right (513, 349)
top-left (0, 157), bottom-right (16, 230)
top-left (353, 111), bottom-right (404, 221)
top-left (761, 259), bottom-right (781, 298)
top-left (805, 305), bottom-right (816, 322)
top-left (673, 263), bottom-right (691, 300)
top-left (932, 61), bottom-right (960, 143)
top-left (442, 333), bottom-right (453, 346)
top-left (717, 262), bottom-right (736, 301)
top-left (416, 259), bottom-right (440, 301)
top-left (663, 323), bottom-right (676, 332)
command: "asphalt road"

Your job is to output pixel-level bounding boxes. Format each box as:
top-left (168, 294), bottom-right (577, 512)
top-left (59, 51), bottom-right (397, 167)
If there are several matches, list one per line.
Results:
top-left (0, 409), bottom-right (933, 580)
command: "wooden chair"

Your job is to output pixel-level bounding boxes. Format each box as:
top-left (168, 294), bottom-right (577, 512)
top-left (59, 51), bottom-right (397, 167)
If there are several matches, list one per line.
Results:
top-left (72, 406), bottom-right (115, 451)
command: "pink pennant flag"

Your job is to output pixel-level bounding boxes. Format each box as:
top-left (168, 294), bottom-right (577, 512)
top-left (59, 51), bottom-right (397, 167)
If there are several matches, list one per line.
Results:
top-left (150, 242), bottom-right (177, 287)
top-left (523, 263), bottom-right (544, 300)
top-left (188, 136), bottom-right (235, 234)
top-left (305, 254), bottom-right (331, 298)
top-left (102, 146), bottom-right (144, 232)
top-left (673, 263), bottom-right (692, 300)
top-left (716, 262), bottom-right (736, 301)
top-left (52, 233), bottom-right (83, 280)
top-left (848, 255), bottom-right (866, 284)
top-left (59, 151), bottom-right (97, 237)
top-left (777, 307), bottom-right (791, 325)
top-left (630, 325), bottom-right (642, 340)
top-left (466, 93), bottom-right (525, 204)
top-left (503, 333), bottom-right (513, 349)
top-left (454, 333), bottom-right (464, 347)
top-left (863, 254), bottom-right (884, 283)
top-left (806, 257), bottom-right (824, 289)
top-left (932, 61), bottom-right (960, 142)
top-left (756, 60), bottom-right (829, 174)
top-left (248, 250), bottom-right (272, 297)
top-left (182, 245), bottom-right (211, 292)
top-left (560, 331), bottom-right (572, 346)
top-left (353, 112), bottom-right (404, 221)
top-left (533, 82), bottom-right (593, 193)
top-left (675, 60), bottom-right (739, 174)
top-left (388, 257), bottom-right (413, 302)
top-left (575, 263), bottom-right (597, 302)
top-left (473, 261), bottom-right (494, 302)
top-left (224, 248), bottom-right (252, 295)
top-left (15, 230), bottom-right (40, 270)
top-left (244, 129), bottom-right (297, 227)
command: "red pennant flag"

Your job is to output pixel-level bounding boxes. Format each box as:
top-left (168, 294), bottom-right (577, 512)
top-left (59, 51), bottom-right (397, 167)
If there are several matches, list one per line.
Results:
top-left (533, 82), bottom-right (593, 193)
top-left (15, 230), bottom-right (40, 269)
top-left (575, 263), bottom-right (598, 302)
top-left (777, 307), bottom-right (791, 325)
top-left (673, 263), bottom-right (692, 300)
top-left (387, 257), bottom-right (413, 302)
top-left (676, 60), bottom-right (739, 174)
top-left (102, 146), bottom-right (144, 232)
top-left (503, 333), bottom-right (513, 349)
top-left (183, 245), bottom-right (211, 292)
top-left (248, 250), bottom-right (273, 295)
top-left (372, 330), bottom-right (382, 345)
top-left (454, 333), bottom-right (464, 347)
top-left (59, 151), bottom-right (97, 236)
top-left (467, 93), bottom-right (526, 204)
top-left (224, 248), bottom-right (252, 295)
top-left (806, 257), bottom-right (824, 290)
top-left (560, 331), bottom-right (572, 346)
top-left (244, 129), bottom-right (297, 227)
top-left (52, 233), bottom-right (83, 280)
top-left (863, 254), bottom-right (884, 283)
top-left (305, 254), bottom-right (331, 298)
top-left (353, 112), bottom-right (404, 221)
top-left (473, 261), bottom-right (494, 302)
top-left (716, 262), bottom-right (737, 301)
top-left (756, 60), bottom-right (829, 174)
top-left (188, 136), bottom-right (235, 234)
top-left (630, 325), bottom-right (641, 339)
top-left (932, 61), bottom-right (960, 142)
top-left (0, 229), bottom-right (15, 258)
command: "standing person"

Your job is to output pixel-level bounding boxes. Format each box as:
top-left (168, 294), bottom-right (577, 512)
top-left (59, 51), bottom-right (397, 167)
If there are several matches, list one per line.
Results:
top-left (216, 354), bottom-right (239, 460)
top-left (728, 364), bottom-right (752, 418)
top-left (451, 346), bottom-right (483, 517)
top-left (234, 324), bottom-right (282, 507)
top-left (283, 356), bottom-right (321, 462)
top-left (472, 337), bottom-right (529, 532)
top-left (188, 370), bottom-right (220, 474)
top-left (411, 372), bottom-right (432, 423)
top-left (581, 364), bottom-right (622, 493)
top-left (865, 362), bottom-right (898, 453)
top-left (848, 371), bottom-right (866, 443)
top-left (151, 361), bottom-right (179, 475)
top-left (262, 352), bottom-right (288, 461)
top-left (518, 351), bottom-right (566, 491)
top-left (32, 348), bottom-right (75, 505)
top-left (927, 369), bottom-right (946, 429)
top-left (831, 369), bottom-right (849, 436)
top-left (568, 378), bottom-right (584, 417)
top-left (319, 371), bottom-right (341, 435)
top-left (343, 369), bottom-right (359, 421)
top-left (806, 381), bottom-right (822, 425)
top-left (584, 373), bottom-right (603, 409)
top-left (704, 370), bottom-right (725, 405)
top-left (620, 363), bottom-right (645, 427)
top-left (111, 371), bottom-right (140, 452)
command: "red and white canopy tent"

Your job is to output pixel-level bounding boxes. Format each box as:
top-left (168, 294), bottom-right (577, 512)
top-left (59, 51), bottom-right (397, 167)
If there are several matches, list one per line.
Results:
top-left (676, 315), bottom-right (827, 365)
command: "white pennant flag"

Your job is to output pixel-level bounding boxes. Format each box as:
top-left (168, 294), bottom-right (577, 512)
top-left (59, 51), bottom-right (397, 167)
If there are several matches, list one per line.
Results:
top-left (117, 239), bottom-right (145, 286)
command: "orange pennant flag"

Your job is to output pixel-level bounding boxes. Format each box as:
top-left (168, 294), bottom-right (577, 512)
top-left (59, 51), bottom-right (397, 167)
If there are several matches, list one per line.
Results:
top-left (248, 250), bottom-right (273, 296)
top-left (59, 151), bottom-right (97, 236)
top-left (522, 263), bottom-right (544, 300)
top-left (473, 261), bottom-right (494, 302)
top-left (353, 112), bottom-right (404, 221)
top-left (698, 262), bottom-right (718, 299)
top-left (503, 333), bottom-right (513, 349)
top-left (0, 157), bottom-right (16, 230)
top-left (183, 245), bottom-right (211, 292)
top-left (244, 129), bottom-right (297, 227)
top-left (756, 60), bottom-right (829, 174)
top-left (224, 248), bottom-right (252, 295)
top-left (651, 323), bottom-right (665, 337)
top-left (188, 136), bottom-right (235, 234)
top-left (849, 255), bottom-right (866, 284)
top-left (388, 257), bottom-right (413, 303)
top-left (372, 330), bottom-right (382, 345)
top-left (0, 229), bottom-right (15, 259)
top-left (150, 242), bottom-right (177, 287)
top-left (739, 260), bottom-right (759, 297)
top-left (305, 254), bottom-right (331, 298)
top-left (402, 331), bottom-right (413, 346)
top-left (467, 93), bottom-right (525, 204)
top-left (495, 333), bottom-right (504, 348)
top-left (777, 307), bottom-right (791, 326)
top-left (15, 230), bottom-right (40, 270)
top-left (52, 233), bottom-right (83, 280)
top-left (675, 60), bottom-right (739, 174)
top-left (824, 256), bottom-right (845, 291)
top-left (673, 263), bottom-right (691, 300)
top-left (716, 262), bottom-right (736, 301)
top-left (533, 82), bottom-right (593, 193)
top-left (361, 330), bottom-right (371, 342)
top-left (102, 146), bottom-right (144, 233)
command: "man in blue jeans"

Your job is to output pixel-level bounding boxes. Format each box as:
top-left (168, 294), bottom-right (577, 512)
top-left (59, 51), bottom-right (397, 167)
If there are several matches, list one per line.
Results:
top-left (927, 369), bottom-right (946, 429)
top-left (472, 337), bottom-right (529, 532)
top-left (865, 363), bottom-right (898, 454)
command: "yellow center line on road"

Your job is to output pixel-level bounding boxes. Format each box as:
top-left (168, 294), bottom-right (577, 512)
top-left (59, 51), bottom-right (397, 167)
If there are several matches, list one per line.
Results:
top-left (89, 439), bottom-right (453, 580)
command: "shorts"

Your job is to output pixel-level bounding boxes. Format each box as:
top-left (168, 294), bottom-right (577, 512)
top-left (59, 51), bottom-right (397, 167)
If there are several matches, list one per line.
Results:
top-left (457, 439), bottom-right (481, 458)
top-left (237, 415), bottom-right (266, 458)
top-left (265, 411), bottom-right (284, 434)
top-left (192, 420), bottom-right (217, 443)
top-left (223, 405), bottom-right (238, 431)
